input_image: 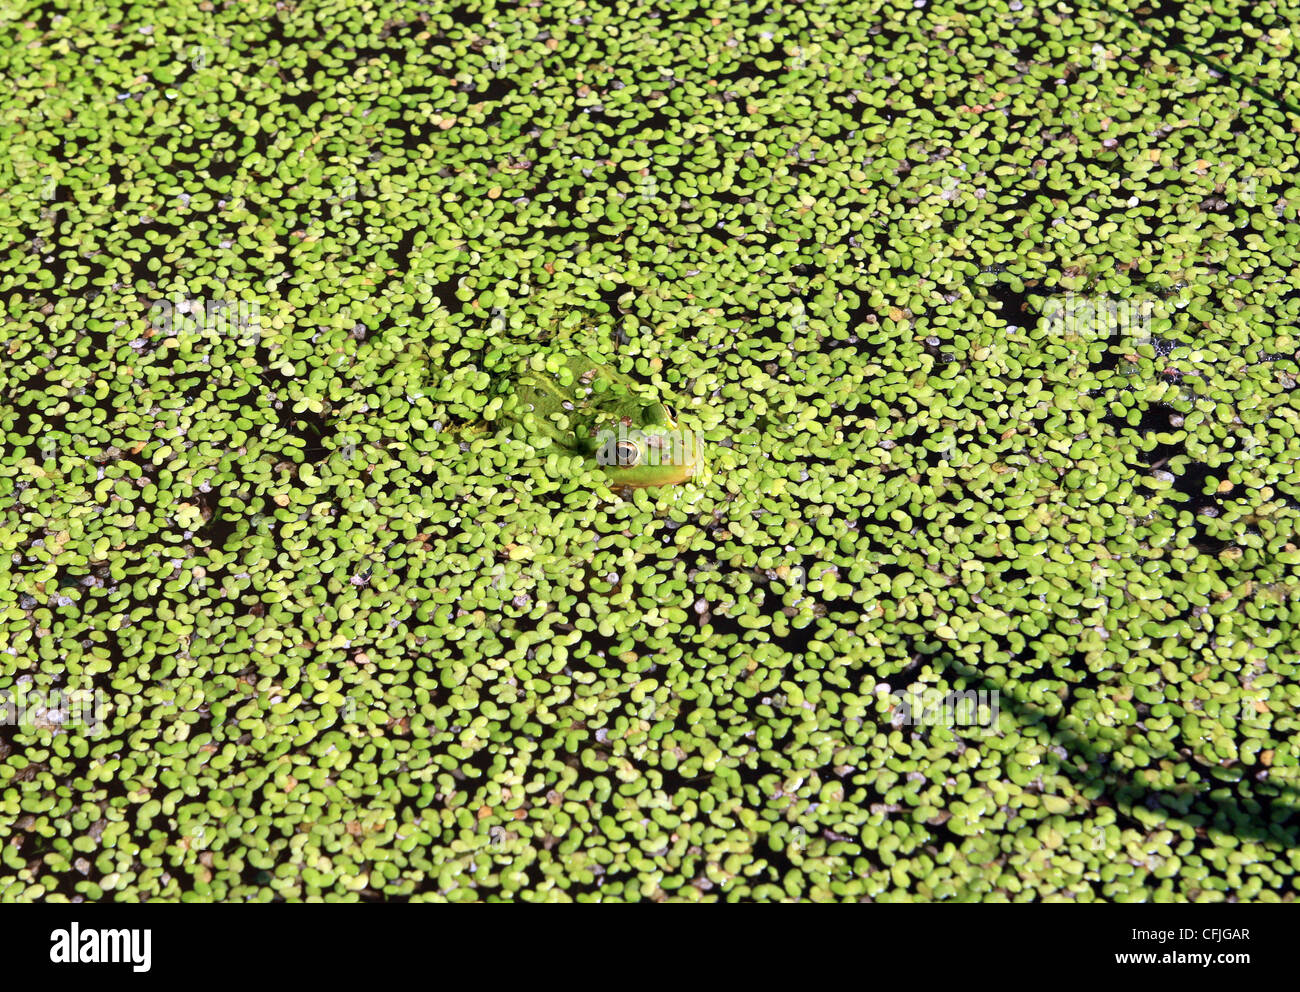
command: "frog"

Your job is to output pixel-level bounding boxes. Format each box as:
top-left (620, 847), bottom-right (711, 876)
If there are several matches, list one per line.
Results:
top-left (370, 310), bottom-right (705, 490)
top-left (497, 350), bottom-right (705, 489)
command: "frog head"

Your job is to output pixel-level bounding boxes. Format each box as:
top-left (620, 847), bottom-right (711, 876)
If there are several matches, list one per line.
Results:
top-left (590, 401), bottom-right (705, 489)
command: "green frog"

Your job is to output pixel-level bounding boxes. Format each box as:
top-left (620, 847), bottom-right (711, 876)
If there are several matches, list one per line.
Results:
top-left (384, 309), bottom-right (704, 490)
top-left (497, 350), bottom-right (705, 489)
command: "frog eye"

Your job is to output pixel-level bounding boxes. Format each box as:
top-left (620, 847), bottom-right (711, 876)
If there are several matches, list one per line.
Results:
top-left (661, 403), bottom-right (677, 424)
top-left (615, 440), bottom-right (642, 466)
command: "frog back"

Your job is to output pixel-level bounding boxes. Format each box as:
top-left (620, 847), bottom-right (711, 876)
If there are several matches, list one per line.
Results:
top-left (502, 352), bottom-right (664, 454)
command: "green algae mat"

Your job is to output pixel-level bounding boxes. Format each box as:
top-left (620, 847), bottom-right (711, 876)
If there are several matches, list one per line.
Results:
top-left (1, 0), bottom-right (1299, 902)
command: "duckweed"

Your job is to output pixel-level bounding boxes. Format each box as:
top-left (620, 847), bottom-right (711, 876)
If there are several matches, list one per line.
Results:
top-left (1, 0), bottom-right (1298, 903)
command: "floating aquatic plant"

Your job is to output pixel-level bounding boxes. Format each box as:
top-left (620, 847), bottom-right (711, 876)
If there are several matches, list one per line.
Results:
top-left (0, 0), bottom-right (1297, 904)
